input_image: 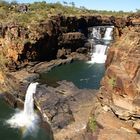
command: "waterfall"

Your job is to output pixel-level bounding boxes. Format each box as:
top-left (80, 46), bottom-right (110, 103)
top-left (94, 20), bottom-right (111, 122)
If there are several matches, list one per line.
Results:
top-left (7, 82), bottom-right (39, 136)
top-left (91, 27), bottom-right (101, 39)
top-left (90, 44), bottom-right (107, 63)
top-left (103, 26), bottom-right (113, 40)
top-left (24, 82), bottom-right (38, 117)
top-left (88, 26), bottom-right (113, 64)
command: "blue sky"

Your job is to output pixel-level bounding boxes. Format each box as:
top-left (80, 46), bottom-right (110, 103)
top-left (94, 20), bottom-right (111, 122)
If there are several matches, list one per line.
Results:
top-left (7, 0), bottom-right (140, 12)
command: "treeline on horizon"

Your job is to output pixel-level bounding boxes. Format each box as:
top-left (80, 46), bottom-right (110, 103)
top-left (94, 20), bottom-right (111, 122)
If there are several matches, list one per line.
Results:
top-left (0, 0), bottom-right (139, 26)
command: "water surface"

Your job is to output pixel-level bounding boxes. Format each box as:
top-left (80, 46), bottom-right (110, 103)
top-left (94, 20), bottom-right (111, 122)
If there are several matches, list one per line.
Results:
top-left (0, 98), bottom-right (51, 140)
top-left (39, 61), bottom-right (105, 89)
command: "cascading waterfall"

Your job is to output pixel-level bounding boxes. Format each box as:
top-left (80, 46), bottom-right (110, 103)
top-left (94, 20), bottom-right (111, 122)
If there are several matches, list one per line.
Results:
top-left (103, 26), bottom-right (113, 40)
top-left (91, 27), bottom-right (101, 39)
top-left (91, 44), bottom-right (107, 63)
top-left (7, 82), bottom-right (39, 136)
top-left (88, 26), bottom-right (113, 64)
top-left (24, 82), bottom-right (38, 117)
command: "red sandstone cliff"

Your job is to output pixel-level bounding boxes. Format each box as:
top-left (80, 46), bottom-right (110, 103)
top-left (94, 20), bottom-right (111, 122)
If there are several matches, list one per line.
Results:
top-left (0, 15), bottom-right (133, 71)
top-left (86, 26), bottom-right (140, 140)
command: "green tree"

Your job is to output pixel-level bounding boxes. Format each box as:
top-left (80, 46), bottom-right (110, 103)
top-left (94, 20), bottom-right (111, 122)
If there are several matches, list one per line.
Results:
top-left (63, 1), bottom-right (67, 5)
top-left (10, 0), bottom-right (18, 5)
top-left (136, 9), bottom-right (140, 13)
top-left (69, 2), bottom-right (75, 7)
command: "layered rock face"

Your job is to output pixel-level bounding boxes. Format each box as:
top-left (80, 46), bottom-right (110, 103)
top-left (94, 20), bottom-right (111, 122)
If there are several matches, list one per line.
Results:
top-left (0, 15), bottom-right (134, 71)
top-left (104, 26), bottom-right (140, 108)
top-left (86, 26), bottom-right (140, 139)
top-left (0, 20), bottom-right (61, 70)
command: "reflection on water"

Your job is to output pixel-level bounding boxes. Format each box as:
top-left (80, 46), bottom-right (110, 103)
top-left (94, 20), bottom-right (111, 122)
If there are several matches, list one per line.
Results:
top-left (39, 61), bottom-right (105, 89)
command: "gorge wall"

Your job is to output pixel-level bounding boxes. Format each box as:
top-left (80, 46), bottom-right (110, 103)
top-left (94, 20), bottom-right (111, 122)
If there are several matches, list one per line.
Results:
top-left (86, 25), bottom-right (140, 139)
top-left (0, 15), bottom-right (134, 71)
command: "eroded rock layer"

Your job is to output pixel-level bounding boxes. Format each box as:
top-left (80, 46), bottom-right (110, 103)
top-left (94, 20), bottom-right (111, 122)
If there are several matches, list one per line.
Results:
top-left (0, 14), bottom-right (137, 71)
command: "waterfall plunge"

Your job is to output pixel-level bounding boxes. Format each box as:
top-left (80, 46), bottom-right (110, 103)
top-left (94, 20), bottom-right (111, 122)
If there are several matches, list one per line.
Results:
top-left (88, 26), bottom-right (113, 64)
top-left (24, 82), bottom-right (38, 117)
top-left (92, 27), bottom-right (101, 39)
top-left (90, 44), bottom-right (107, 64)
top-left (7, 82), bottom-right (39, 136)
top-left (103, 27), bottom-right (113, 40)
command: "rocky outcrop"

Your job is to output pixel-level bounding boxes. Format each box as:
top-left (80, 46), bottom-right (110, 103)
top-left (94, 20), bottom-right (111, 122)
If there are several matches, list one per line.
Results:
top-left (0, 14), bottom-right (135, 71)
top-left (128, 13), bottom-right (140, 25)
top-left (34, 81), bottom-right (97, 140)
top-left (57, 32), bottom-right (87, 58)
top-left (103, 27), bottom-right (140, 111)
top-left (85, 100), bottom-right (140, 140)
top-left (0, 20), bottom-right (61, 70)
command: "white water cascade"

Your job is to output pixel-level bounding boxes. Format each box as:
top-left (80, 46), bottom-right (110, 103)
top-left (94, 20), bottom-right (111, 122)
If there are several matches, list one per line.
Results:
top-left (90, 44), bottom-right (107, 63)
top-left (7, 82), bottom-right (39, 136)
top-left (103, 26), bottom-right (113, 40)
top-left (88, 26), bottom-right (113, 64)
top-left (91, 27), bottom-right (101, 39)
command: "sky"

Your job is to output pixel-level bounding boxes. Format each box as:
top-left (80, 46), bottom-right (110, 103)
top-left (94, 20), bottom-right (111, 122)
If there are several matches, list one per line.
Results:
top-left (6, 0), bottom-right (140, 12)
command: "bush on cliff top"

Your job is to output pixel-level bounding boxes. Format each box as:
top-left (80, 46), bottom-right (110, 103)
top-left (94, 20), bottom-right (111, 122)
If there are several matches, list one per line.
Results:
top-left (0, 1), bottom-right (131, 26)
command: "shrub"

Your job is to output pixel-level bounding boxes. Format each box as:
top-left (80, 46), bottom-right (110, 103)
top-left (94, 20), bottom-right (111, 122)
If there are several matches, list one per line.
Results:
top-left (108, 77), bottom-right (116, 88)
top-left (88, 116), bottom-right (97, 132)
